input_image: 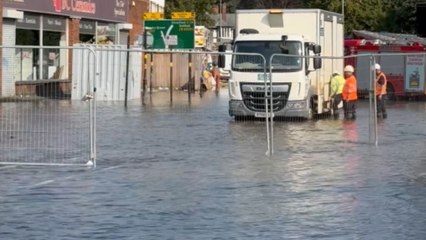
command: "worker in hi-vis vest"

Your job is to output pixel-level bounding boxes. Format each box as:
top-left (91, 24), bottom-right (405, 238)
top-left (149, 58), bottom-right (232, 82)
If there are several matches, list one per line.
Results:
top-left (375, 63), bottom-right (388, 119)
top-left (330, 71), bottom-right (345, 118)
top-left (342, 65), bottom-right (358, 120)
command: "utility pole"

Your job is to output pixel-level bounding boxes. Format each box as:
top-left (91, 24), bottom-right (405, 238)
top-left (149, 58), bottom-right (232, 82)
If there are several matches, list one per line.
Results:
top-left (219, 0), bottom-right (222, 44)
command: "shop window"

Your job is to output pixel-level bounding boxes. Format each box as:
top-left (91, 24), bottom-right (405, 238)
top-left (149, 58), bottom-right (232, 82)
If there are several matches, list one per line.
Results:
top-left (43, 31), bottom-right (66, 79)
top-left (15, 14), bottom-right (66, 81)
top-left (80, 34), bottom-right (95, 44)
top-left (80, 20), bottom-right (96, 43)
top-left (15, 29), bottom-right (40, 81)
top-left (97, 22), bottom-right (116, 44)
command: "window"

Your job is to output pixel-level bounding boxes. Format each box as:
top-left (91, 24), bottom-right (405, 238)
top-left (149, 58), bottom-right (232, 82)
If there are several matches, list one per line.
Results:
top-left (15, 14), bottom-right (66, 80)
top-left (233, 41), bottom-right (303, 72)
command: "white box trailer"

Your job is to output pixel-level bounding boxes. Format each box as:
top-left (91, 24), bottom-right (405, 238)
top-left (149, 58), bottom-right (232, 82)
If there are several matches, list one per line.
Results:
top-left (220, 9), bottom-right (344, 119)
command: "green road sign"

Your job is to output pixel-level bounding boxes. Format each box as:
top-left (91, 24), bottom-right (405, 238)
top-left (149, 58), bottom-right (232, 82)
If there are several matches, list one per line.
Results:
top-left (144, 20), bottom-right (194, 49)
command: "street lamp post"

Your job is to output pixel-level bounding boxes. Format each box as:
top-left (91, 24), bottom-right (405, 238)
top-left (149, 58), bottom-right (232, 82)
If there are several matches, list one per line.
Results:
top-left (342, 0), bottom-right (345, 17)
top-left (219, 0), bottom-right (222, 43)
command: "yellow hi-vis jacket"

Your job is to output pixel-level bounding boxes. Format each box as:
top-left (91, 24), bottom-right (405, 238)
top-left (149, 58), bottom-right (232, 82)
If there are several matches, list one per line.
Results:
top-left (330, 74), bottom-right (345, 97)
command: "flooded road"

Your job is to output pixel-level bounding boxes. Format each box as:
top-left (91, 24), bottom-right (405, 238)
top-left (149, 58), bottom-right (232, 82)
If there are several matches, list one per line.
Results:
top-left (1, 90), bottom-right (425, 239)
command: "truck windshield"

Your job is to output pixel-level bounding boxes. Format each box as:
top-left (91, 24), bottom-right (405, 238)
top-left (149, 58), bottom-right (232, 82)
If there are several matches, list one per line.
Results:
top-left (232, 41), bottom-right (303, 72)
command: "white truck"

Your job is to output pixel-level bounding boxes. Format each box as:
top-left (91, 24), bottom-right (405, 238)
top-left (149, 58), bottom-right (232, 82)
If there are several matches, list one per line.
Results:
top-left (218, 9), bottom-right (344, 119)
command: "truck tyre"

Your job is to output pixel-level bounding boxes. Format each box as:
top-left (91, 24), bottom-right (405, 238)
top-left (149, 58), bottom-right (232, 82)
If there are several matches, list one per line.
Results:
top-left (308, 95), bottom-right (318, 119)
top-left (235, 116), bottom-right (248, 121)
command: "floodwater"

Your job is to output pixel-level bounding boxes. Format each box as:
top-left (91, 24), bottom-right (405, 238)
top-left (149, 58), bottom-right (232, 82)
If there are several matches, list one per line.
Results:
top-left (1, 90), bottom-right (426, 239)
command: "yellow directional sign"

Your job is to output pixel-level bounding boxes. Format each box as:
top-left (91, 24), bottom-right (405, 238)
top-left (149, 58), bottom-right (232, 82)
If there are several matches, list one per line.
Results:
top-left (171, 12), bottom-right (195, 19)
top-left (143, 12), bottom-right (164, 20)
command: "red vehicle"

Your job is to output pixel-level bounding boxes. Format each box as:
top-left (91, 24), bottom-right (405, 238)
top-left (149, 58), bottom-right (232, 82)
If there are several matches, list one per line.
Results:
top-left (344, 38), bottom-right (426, 99)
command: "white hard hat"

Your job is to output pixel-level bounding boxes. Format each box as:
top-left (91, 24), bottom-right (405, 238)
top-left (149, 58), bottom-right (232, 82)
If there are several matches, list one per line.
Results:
top-left (333, 70), bottom-right (340, 75)
top-left (344, 65), bottom-right (354, 73)
top-left (374, 63), bottom-right (381, 70)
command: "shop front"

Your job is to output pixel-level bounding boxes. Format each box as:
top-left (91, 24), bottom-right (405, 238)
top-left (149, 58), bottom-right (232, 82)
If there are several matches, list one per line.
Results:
top-left (2, 0), bottom-right (129, 96)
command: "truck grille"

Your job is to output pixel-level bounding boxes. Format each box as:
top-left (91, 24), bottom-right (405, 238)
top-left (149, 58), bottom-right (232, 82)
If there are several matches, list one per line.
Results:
top-left (240, 83), bottom-right (291, 112)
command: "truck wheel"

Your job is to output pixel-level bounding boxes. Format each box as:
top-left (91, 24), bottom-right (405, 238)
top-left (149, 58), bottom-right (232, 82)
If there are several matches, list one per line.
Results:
top-left (308, 96), bottom-right (318, 119)
top-left (234, 116), bottom-right (247, 121)
top-left (234, 116), bottom-right (255, 121)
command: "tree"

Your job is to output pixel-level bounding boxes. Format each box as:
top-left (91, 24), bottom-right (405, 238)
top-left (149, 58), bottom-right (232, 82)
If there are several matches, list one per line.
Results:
top-left (306, 0), bottom-right (388, 35)
top-left (210, 0), bottom-right (239, 14)
top-left (165, 0), bottom-right (216, 27)
top-left (236, 0), bottom-right (304, 9)
top-left (207, 0), bottom-right (419, 34)
top-left (382, 0), bottom-right (417, 33)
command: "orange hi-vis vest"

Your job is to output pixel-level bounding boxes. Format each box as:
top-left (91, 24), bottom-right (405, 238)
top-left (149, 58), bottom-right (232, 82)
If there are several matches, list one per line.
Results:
top-left (375, 72), bottom-right (387, 96)
top-left (342, 75), bottom-right (358, 101)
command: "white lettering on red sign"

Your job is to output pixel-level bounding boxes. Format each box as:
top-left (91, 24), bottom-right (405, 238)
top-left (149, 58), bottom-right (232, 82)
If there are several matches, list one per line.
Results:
top-left (54, 0), bottom-right (96, 14)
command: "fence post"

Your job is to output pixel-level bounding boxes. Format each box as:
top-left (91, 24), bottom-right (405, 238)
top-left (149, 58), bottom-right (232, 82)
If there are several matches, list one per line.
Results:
top-left (264, 57), bottom-right (271, 156)
top-left (149, 53), bottom-right (153, 94)
top-left (369, 55), bottom-right (378, 146)
top-left (188, 53), bottom-right (192, 104)
top-left (142, 52), bottom-right (148, 104)
top-left (170, 53), bottom-right (173, 103)
top-left (124, 35), bottom-right (130, 107)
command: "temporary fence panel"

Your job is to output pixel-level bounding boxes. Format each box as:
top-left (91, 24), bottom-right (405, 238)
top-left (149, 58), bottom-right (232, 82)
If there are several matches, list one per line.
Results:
top-left (221, 51), bottom-right (271, 153)
top-left (0, 46), bottom-right (96, 167)
top-left (348, 52), bottom-right (426, 146)
top-left (352, 54), bottom-right (372, 98)
top-left (139, 50), bottom-right (273, 155)
top-left (72, 44), bottom-right (141, 101)
top-left (0, 100), bottom-right (92, 166)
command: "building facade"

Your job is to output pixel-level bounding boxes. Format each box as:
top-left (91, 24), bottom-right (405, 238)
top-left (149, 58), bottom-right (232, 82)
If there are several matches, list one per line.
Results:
top-left (149, 0), bottom-right (164, 12)
top-left (1, 0), bottom-right (151, 97)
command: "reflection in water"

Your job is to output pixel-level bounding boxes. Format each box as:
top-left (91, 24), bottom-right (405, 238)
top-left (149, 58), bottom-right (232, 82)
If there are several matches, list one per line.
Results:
top-left (0, 93), bottom-right (425, 239)
top-left (343, 120), bottom-right (359, 143)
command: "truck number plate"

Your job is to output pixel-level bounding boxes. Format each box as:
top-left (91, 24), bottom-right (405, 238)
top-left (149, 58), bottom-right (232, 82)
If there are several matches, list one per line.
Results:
top-left (254, 112), bottom-right (275, 118)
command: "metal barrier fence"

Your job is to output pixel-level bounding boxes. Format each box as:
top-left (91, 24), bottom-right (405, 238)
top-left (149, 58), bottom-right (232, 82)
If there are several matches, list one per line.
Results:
top-left (1, 45), bottom-right (425, 165)
top-left (0, 45), bottom-right (96, 167)
top-left (139, 50), bottom-right (272, 154)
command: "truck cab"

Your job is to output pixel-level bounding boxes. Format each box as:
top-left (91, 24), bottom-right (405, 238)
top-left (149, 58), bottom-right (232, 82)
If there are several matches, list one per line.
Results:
top-left (225, 34), bottom-right (321, 118)
top-left (218, 9), bottom-right (343, 119)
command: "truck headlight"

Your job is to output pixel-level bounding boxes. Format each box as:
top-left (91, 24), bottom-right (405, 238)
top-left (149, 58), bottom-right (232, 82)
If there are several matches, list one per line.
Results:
top-left (287, 101), bottom-right (305, 109)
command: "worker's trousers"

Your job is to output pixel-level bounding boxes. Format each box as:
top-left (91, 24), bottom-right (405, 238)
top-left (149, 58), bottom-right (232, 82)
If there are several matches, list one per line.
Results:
top-left (343, 100), bottom-right (357, 120)
top-left (376, 96), bottom-right (387, 118)
top-left (332, 94), bottom-right (342, 115)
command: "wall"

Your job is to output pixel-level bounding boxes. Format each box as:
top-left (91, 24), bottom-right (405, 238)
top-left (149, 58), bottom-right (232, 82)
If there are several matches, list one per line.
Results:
top-left (0, 0), bottom-right (3, 95)
top-left (2, 19), bottom-right (16, 96)
top-left (68, 17), bottom-right (80, 80)
top-left (128, 0), bottom-right (149, 45)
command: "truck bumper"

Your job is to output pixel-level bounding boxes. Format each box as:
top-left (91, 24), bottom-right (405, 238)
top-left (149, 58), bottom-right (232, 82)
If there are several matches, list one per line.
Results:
top-left (229, 100), bottom-right (312, 119)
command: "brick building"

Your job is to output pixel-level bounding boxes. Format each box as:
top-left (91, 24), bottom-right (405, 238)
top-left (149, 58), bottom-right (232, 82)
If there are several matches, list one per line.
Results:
top-left (0, 0), bottom-right (153, 97)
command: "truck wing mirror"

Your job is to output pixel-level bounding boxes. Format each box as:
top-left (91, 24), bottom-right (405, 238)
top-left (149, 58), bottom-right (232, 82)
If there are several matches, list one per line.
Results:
top-left (280, 43), bottom-right (289, 54)
top-left (218, 44), bottom-right (227, 68)
top-left (218, 55), bottom-right (225, 68)
top-left (313, 56), bottom-right (322, 69)
top-left (280, 35), bottom-right (289, 54)
top-left (313, 45), bottom-right (321, 54)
